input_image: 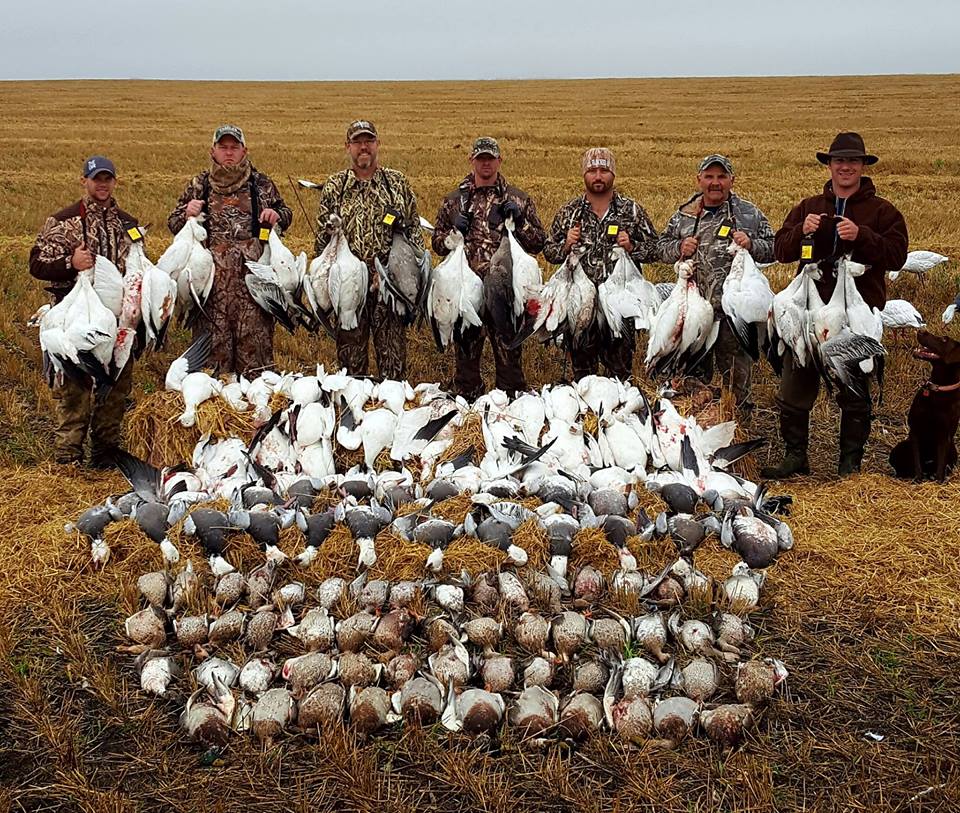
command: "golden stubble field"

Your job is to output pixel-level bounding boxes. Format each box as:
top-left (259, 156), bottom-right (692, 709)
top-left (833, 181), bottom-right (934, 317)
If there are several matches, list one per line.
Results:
top-left (0, 77), bottom-right (959, 812)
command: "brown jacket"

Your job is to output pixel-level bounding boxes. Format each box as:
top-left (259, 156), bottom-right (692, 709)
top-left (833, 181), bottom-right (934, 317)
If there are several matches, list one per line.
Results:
top-left (774, 177), bottom-right (908, 310)
top-left (30, 197), bottom-right (140, 300)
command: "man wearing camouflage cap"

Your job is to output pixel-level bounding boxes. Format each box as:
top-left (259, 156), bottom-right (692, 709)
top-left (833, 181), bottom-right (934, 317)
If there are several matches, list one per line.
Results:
top-left (432, 137), bottom-right (546, 398)
top-left (30, 155), bottom-right (142, 468)
top-left (543, 147), bottom-right (659, 380)
top-left (314, 120), bottom-right (426, 379)
top-left (168, 125), bottom-right (292, 375)
top-left (657, 154), bottom-right (775, 409)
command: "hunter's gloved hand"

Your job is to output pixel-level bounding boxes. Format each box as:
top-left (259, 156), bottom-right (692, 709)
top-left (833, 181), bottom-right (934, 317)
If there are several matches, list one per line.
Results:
top-left (500, 199), bottom-right (524, 228)
top-left (453, 211), bottom-right (472, 235)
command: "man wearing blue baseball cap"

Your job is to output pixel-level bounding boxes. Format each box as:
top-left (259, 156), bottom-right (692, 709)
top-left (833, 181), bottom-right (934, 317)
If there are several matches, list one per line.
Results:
top-left (29, 155), bottom-right (142, 467)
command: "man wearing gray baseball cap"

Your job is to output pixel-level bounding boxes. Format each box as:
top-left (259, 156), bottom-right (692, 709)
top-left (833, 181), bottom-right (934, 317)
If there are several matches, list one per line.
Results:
top-left (657, 154), bottom-right (775, 411)
top-left (431, 136), bottom-right (546, 398)
top-left (29, 154), bottom-right (142, 467)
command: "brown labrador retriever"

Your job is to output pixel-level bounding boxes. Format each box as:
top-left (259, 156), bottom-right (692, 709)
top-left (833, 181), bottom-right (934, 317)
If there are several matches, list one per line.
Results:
top-left (889, 330), bottom-right (960, 481)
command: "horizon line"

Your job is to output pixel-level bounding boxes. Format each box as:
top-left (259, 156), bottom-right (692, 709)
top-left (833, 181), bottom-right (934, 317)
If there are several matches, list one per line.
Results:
top-left (1, 71), bottom-right (957, 84)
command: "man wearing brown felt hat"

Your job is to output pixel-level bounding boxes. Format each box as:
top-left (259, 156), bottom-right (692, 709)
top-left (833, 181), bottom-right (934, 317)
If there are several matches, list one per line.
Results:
top-left (763, 131), bottom-right (908, 480)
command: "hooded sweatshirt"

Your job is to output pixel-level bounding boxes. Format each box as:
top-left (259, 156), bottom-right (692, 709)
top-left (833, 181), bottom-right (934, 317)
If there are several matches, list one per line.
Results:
top-left (774, 176), bottom-right (908, 310)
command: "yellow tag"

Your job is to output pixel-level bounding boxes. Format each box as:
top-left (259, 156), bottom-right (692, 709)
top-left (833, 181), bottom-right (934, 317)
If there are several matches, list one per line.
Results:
top-left (801, 245), bottom-right (813, 260)
top-left (383, 213), bottom-right (396, 226)
top-left (607, 224), bottom-right (619, 236)
top-left (126, 226), bottom-right (143, 242)
top-left (258, 227), bottom-right (271, 242)
top-left (718, 225), bottom-right (731, 237)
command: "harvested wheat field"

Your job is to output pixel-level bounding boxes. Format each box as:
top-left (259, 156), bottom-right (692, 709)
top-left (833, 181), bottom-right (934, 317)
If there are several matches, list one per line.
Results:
top-left (1, 76), bottom-right (960, 812)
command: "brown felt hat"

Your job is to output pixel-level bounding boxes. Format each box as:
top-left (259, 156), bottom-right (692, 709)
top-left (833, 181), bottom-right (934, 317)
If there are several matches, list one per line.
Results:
top-left (816, 132), bottom-right (878, 165)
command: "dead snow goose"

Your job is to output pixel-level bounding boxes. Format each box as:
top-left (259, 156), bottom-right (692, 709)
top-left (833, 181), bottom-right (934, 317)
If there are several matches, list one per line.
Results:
top-left (722, 243), bottom-right (774, 360)
top-left (132, 240), bottom-right (177, 351)
top-left (320, 214), bottom-right (368, 331)
top-left (427, 231), bottom-right (483, 350)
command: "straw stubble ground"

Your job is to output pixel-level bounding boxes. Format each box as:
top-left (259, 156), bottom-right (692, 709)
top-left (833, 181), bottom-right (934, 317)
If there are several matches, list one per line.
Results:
top-left (0, 77), bottom-right (959, 812)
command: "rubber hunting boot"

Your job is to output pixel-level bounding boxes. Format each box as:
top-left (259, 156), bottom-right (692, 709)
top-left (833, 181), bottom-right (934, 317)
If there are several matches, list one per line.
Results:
top-left (838, 410), bottom-right (871, 477)
top-left (760, 405), bottom-right (810, 479)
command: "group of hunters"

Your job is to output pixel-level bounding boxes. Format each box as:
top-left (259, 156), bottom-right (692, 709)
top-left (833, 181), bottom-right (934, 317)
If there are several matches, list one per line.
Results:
top-left (29, 124), bottom-right (908, 480)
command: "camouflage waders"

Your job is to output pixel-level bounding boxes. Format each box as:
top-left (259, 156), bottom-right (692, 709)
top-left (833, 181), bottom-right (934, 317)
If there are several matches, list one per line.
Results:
top-left (53, 360), bottom-right (134, 465)
top-left (454, 317), bottom-right (527, 399)
top-left (570, 323), bottom-right (635, 382)
top-left (337, 291), bottom-right (407, 380)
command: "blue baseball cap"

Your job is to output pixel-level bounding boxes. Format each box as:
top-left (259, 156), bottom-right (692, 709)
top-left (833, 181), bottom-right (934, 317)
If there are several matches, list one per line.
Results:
top-left (83, 156), bottom-right (116, 179)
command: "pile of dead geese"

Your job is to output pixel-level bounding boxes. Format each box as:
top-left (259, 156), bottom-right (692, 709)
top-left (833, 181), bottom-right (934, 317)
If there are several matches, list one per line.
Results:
top-left (67, 369), bottom-right (798, 750)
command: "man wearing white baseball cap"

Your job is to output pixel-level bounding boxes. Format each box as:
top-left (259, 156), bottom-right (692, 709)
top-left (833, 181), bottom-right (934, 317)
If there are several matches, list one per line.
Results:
top-left (543, 147), bottom-right (659, 380)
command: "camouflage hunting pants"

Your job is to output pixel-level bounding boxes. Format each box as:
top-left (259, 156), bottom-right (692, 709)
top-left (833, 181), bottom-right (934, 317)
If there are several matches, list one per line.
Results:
top-left (454, 316), bottom-right (527, 400)
top-left (570, 324), bottom-right (636, 382)
top-left (337, 291), bottom-right (406, 380)
top-left (53, 360), bottom-right (133, 463)
top-left (198, 241), bottom-right (275, 377)
top-left (689, 320), bottom-right (753, 405)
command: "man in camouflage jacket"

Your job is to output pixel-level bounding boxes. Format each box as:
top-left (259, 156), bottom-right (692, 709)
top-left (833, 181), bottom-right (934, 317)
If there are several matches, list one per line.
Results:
top-left (314, 120), bottom-right (425, 380)
top-left (168, 125), bottom-right (292, 376)
top-left (29, 156), bottom-right (140, 467)
top-left (543, 147), bottom-right (659, 380)
top-left (657, 155), bottom-right (775, 407)
top-left (432, 137), bottom-right (546, 398)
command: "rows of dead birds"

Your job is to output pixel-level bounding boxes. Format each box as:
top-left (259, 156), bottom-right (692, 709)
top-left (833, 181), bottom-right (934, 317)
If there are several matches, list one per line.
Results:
top-left (64, 366), bottom-right (796, 749)
top-left (34, 203), bottom-right (953, 405)
top-left (128, 552), bottom-right (785, 749)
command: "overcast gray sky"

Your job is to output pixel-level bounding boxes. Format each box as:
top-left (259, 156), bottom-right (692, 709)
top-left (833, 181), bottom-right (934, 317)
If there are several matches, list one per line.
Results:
top-left (4, 0), bottom-right (957, 80)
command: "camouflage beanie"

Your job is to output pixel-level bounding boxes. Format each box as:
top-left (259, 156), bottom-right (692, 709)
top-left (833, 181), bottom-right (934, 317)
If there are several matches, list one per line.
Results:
top-left (581, 147), bottom-right (616, 175)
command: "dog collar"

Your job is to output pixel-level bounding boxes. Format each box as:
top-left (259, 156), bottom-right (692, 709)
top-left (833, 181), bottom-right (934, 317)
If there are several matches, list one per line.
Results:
top-left (924, 379), bottom-right (960, 393)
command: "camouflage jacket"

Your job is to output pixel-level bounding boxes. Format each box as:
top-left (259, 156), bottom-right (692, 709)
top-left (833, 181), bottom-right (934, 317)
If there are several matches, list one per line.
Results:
top-left (29, 196), bottom-right (140, 301)
top-left (168, 167), bottom-right (292, 248)
top-left (432, 174), bottom-right (546, 277)
top-left (657, 192), bottom-right (774, 310)
top-left (313, 167), bottom-right (425, 264)
top-left (543, 192), bottom-right (659, 283)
